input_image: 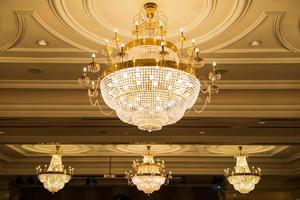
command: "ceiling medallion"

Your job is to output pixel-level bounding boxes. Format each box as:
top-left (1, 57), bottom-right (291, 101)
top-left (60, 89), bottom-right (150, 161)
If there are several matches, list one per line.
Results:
top-left (125, 146), bottom-right (172, 194)
top-left (36, 146), bottom-right (74, 193)
top-left (79, 2), bottom-right (221, 132)
top-left (224, 146), bottom-right (262, 194)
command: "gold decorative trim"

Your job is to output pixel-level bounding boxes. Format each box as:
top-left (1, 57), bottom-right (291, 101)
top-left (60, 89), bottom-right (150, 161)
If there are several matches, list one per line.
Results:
top-left (124, 38), bottom-right (178, 52)
top-left (101, 59), bottom-right (197, 78)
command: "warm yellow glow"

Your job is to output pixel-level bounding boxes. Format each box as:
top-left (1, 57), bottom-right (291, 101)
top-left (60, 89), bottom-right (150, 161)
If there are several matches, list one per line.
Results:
top-left (79, 2), bottom-right (221, 132)
top-left (224, 148), bottom-right (261, 194)
top-left (36, 146), bottom-right (74, 193)
top-left (101, 66), bottom-right (200, 132)
top-left (125, 146), bottom-right (172, 194)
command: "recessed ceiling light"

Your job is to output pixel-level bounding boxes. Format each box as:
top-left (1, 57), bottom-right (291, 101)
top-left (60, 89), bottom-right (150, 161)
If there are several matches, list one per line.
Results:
top-left (37, 39), bottom-right (49, 46)
top-left (258, 121), bottom-right (266, 125)
top-left (0, 131), bottom-right (5, 135)
top-left (28, 67), bottom-right (43, 74)
top-left (249, 40), bottom-right (261, 47)
top-left (198, 131), bottom-right (205, 135)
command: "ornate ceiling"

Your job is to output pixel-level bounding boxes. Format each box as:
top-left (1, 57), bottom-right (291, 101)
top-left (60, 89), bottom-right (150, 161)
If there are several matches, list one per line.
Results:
top-left (0, 0), bottom-right (299, 179)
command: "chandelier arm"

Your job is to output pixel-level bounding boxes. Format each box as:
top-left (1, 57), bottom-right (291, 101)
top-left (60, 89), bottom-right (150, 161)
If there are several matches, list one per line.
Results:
top-left (177, 51), bottom-right (183, 63)
top-left (88, 95), bottom-right (114, 116)
top-left (192, 94), bottom-right (210, 114)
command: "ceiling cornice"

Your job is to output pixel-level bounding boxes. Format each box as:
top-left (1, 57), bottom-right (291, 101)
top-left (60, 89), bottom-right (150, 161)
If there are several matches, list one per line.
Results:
top-left (1, 57), bottom-right (299, 64)
top-left (1, 80), bottom-right (300, 90)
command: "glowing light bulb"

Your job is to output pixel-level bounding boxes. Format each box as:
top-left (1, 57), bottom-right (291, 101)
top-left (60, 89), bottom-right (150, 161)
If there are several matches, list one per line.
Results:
top-left (180, 28), bottom-right (184, 34)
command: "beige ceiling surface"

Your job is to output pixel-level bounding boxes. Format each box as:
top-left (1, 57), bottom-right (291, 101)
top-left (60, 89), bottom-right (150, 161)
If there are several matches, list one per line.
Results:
top-left (0, 0), bottom-right (299, 58)
top-left (0, 0), bottom-right (300, 177)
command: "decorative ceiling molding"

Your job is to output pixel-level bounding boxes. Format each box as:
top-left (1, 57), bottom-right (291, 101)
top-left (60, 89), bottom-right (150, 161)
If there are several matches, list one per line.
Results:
top-left (9, 10), bottom-right (95, 53)
top-left (204, 11), bottom-right (294, 53)
top-left (105, 145), bottom-right (192, 155)
top-left (48, 0), bottom-right (251, 47)
top-left (1, 144), bottom-right (299, 175)
top-left (0, 104), bottom-right (299, 118)
top-left (0, 11), bottom-right (25, 51)
top-left (3, 144), bottom-right (291, 159)
top-left (203, 11), bottom-right (269, 53)
top-left (205, 57), bottom-right (300, 64)
top-left (29, 10), bottom-right (95, 52)
top-left (286, 151), bottom-right (300, 163)
top-left (274, 13), bottom-right (300, 52)
top-left (0, 152), bottom-right (11, 162)
top-left (0, 56), bottom-right (106, 63)
top-left (0, 56), bottom-right (299, 64)
top-left (167, 0), bottom-right (217, 38)
top-left (7, 47), bottom-right (86, 53)
top-left (197, 145), bottom-right (288, 157)
top-left (193, 0), bottom-right (252, 46)
top-left (49, 0), bottom-right (107, 45)
top-left (1, 80), bottom-right (300, 90)
top-left (83, 0), bottom-right (217, 38)
top-left (215, 48), bottom-right (290, 53)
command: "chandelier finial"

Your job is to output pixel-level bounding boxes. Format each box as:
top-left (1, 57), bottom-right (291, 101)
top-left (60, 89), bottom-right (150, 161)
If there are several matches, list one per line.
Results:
top-left (146, 145), bottom-right (151, 151)
top-left (238, 146), bottom-right (243, 152)
top-left (144, 2), bottom-right (157, 19)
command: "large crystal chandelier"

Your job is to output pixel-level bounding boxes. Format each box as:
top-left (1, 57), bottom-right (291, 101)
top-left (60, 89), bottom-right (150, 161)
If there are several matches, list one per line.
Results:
top-left (79, 2), bottom-right (221, 132)
top-left (36, 146), bottom-right (74, 193)
top-left (125, 146), bottom-right (172, 194)
top-left (224, 146), bottom-right (262, 194)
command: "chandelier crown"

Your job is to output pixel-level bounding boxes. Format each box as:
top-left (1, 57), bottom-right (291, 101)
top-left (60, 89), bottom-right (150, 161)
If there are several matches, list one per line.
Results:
top-left (224, 146), bottom-right (262, 194)
top-left (36, 146), bottom-right (74, 193)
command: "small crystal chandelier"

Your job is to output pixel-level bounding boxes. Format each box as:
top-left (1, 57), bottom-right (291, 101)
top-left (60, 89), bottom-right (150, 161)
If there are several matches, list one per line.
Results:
top-left (224, 146), bottom-right (262, 194)
top-left (36, 146), bottom-right (74, 193)
top-left (79, 2), bottom-right (221, 132)
top-left (125, 146), bottom-right (172, 194)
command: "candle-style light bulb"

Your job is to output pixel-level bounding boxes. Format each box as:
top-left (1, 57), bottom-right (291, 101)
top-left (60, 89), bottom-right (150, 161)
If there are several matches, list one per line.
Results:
top-left (83, 67), bottom-right (87, 73)
top-left (195, 48), bottom-right (199, 58)
top-left (213, 62), bottom-right (217, 67)
top-left (91, 53), bottom-right (96, 62)
top-left (120, 43), bottom-right (125, 56)
top-left (114, 29), bottom-right (118, 39)
top-left (180, 28), bottom-right (183, 37)
top-left (161, 41), bottom-right (165, 53)
top-left (192, 39), bottom-right (195, 46)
